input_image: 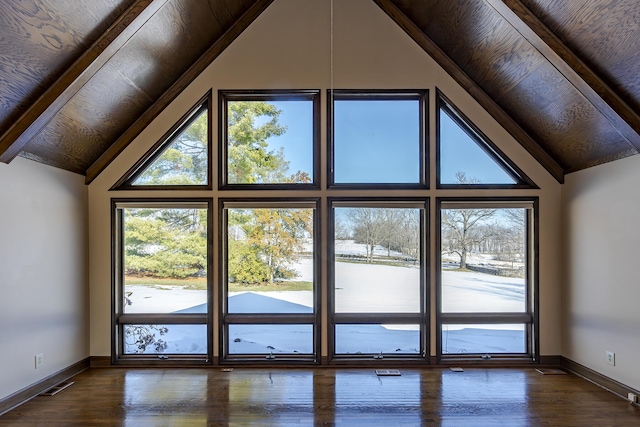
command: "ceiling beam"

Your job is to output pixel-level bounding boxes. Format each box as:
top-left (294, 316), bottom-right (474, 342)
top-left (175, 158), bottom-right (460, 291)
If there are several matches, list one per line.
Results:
top-left (372, 0), bottom-right (565, 183)
top-left (485, 0), bottom-right (640, 152)
top-left (85, 0), bottom-right (276, 184)
top-left (0, 0), bottom-right (171, 164)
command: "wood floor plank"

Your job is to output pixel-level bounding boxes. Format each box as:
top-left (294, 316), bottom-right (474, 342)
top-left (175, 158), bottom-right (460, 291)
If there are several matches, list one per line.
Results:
top-left (1, 368), bottom-right (638, 426)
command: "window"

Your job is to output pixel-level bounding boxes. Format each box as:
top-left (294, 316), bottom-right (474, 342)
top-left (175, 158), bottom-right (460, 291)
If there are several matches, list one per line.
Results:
top-left (111, 88), bottom-right (541, 366)
top-left (330, 201), bottom-right (427, 360)
top-left (112, 200), bottom-right (212, 363)
top-left (220, 200), bottom-right (319, 361)
top-left (220, 90), bottom-right (320, 188)
top-left (113, 92), bottom-right (211, 190)
top-left (328, 90), bottom-right (427, 187)
top-left (437, 199), bottom-right (538, 361)
top-left (437, 91), bottom-right (535, 188)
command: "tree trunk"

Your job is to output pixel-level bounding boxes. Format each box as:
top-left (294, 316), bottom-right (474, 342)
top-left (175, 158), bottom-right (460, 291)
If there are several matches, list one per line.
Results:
top-left (460, 250), bottom-right (467, 269)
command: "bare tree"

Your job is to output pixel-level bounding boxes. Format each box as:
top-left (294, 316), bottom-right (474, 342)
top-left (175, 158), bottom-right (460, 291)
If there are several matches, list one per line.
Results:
top-left (349, 208), bottom-right (390, 262)
top-left (384, 209), bottom-right (420, 260)
top-left (441, 208), bottom-right (496, 269)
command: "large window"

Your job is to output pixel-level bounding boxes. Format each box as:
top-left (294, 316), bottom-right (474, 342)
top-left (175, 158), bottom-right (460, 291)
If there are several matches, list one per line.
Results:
top-left (330, 201), bottom-right (427, 360)
top-left (220, 200), bottom-right (319, 362)
top-left (437, 199), bottom-right (538, 361)
top-left (111, 88), bottom-right (540, 365)
top-left (112, 200), bottom-right (212, 363)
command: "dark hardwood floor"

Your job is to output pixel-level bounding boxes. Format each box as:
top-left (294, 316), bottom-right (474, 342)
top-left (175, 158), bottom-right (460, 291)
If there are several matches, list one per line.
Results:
top-left (1, 367), bottom-right (638, 426)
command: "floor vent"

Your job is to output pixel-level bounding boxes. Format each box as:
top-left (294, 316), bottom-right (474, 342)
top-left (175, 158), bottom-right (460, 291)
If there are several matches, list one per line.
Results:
top-left (40, 381), bottom-right (74, 396)
top-left (375, 369), bottom-right (401, 376)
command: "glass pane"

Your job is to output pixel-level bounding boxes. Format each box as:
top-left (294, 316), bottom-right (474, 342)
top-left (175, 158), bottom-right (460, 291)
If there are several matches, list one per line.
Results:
top-left (439, 107), bottom-right (517, 185)
top-left (441, 324), bottom-right (526, 354)
top-left (133, 109), bottom-right (208, 186)
top-left (226, 100), bottom-right (313, 184)
top-left (335, 324), bottom-right (420, 355)
top-left (333, 99), bottom-right (421, 184)
top-left (334, 207), bottom-right (421, 313)
top-left (123, 324), bottom-right (207, 355)
top-left (226, 207), bottom-right (314, 313)
top-left (441, 208), bottom-right (526, 313)
top-left (228, 324), bottom-right (313, 354)
top-left (123, 207), bottom-right (208, 314)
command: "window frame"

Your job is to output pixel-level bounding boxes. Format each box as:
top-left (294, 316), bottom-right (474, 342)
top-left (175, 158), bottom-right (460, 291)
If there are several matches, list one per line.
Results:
top-left (218, 89), bottom-right (321, 190)
top-left (328, 198), bottom-right (429, 363)
top-left (435, 197), bottom-right (539, 364)
top-left (111, 198), bottom-right (214, 365)
top-left (112, 91), bottom-right (213, 191)
top-left (436, 89), bottom-right (537, 190)
top-left (218, 198), bottom-right (321, 364)
top-left (327, 89), bottom-right (429, 189)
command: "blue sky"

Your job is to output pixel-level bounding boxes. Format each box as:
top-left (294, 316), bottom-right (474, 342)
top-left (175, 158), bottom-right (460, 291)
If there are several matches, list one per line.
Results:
top-left (439, 109), bottom-right (515, 184)
top-left (264, 100), bottom-right (314, 177)
top-left (263, 99), bottom-right (514, 184)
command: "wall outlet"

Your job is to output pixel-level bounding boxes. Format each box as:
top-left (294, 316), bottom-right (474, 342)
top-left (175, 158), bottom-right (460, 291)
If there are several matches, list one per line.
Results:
top-left (35, 353), bottom-right (44, 369)
top-left (628, 393), bottom-right (638, 403)
top-left (606, 350), bottom-right (615, 366)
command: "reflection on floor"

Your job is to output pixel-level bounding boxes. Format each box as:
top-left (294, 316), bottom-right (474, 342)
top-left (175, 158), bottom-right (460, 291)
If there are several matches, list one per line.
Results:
top-left (1, 368), bottom-right (639, 426)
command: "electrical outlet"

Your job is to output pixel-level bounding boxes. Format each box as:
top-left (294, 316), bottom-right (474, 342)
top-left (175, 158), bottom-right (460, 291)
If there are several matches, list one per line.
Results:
top-left (606, 351), bottom-right (615, 366)
top-left (35, 353), bottom-right (44, 369)
top-left (628, 393), bottom-right (638, 403)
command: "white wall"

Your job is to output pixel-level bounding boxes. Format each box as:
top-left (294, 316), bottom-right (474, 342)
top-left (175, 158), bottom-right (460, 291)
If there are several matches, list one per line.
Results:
top-left (89, 0), bottom-right (562, 358)
top-left (563, 155), bottom-right (640, 391)
top-left (0, 157), bottom-right (88, 401)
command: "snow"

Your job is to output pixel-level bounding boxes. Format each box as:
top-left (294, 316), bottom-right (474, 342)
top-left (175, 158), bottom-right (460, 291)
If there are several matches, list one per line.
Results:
top-left (124, 242), bottom-right (526, 355)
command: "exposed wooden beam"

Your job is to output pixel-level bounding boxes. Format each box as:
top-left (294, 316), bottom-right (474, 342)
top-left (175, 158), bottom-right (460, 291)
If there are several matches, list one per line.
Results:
top-left (485, 0), bottom-right (640, 152)
top-left (0, 0), bottom-right (171, 164)
top-left (372, 0), bottom-right (565, 183)
top-left (85, 0), bottom-right (276, 184)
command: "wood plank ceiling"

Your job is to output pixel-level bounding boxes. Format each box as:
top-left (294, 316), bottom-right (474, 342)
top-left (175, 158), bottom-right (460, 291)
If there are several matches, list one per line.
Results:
top-left (0, 0), bottom-right (639, 184)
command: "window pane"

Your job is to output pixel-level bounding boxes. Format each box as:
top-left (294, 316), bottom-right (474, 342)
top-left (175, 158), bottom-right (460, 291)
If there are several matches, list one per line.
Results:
top-left (226, 207), bottom-right (314, 313)
top-left (226, 99), bottom-right (314, 184)
top-left (123, 207), bottom-right (207, 314)
top-left (439, 107), bottom-right (516, 185)
top-left (335, 324), bottom-right (420, 355)
top-left (334, 207), bottom-right (421, 313)
top-left (333, 99), bottom-right (421, 184)
top-left (441, 324), bottom-right (526, 354)
top-left (133, 109), bottom-right (208, 186)
top-left (441, 208), bottom-right (526, 313)
top-left (228, 325), bottom-right (313, 354)
top-left (123, 324), bottom-right (207, 355)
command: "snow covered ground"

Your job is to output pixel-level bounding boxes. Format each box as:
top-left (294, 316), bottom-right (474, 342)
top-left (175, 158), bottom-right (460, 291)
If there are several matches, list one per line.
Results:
top-left (124, 242), bottom-right (526, 355)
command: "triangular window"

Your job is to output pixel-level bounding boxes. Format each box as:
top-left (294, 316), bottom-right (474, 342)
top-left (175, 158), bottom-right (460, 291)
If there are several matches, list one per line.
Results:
top-left (437, 92), bottom-right (535, 188)
top-left (113, 92), bottom-right (211, 189)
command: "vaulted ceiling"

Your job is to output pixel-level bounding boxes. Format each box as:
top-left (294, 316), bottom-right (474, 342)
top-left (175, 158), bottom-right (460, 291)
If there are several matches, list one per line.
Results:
top-left (1, 0), bottom-right (639, 184)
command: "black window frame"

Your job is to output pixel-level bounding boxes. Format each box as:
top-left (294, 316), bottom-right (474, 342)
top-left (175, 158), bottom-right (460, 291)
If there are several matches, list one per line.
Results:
top-left (111, 198), bottom-right (214, 365)
top-left (436, 89), bottom-right (537, 190)
top-left (112, 91), bottom-right (213, 191)
top-left (219, 89), bottom-right (321, 190)
top-left (327, 89), bottom-right (429, 189)
top-left (218, 198), bottom-right (322, 364)
top-left (328, 197), bottom-right (430, 364)
top-left (435, 197), bottom-right (539, 364)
